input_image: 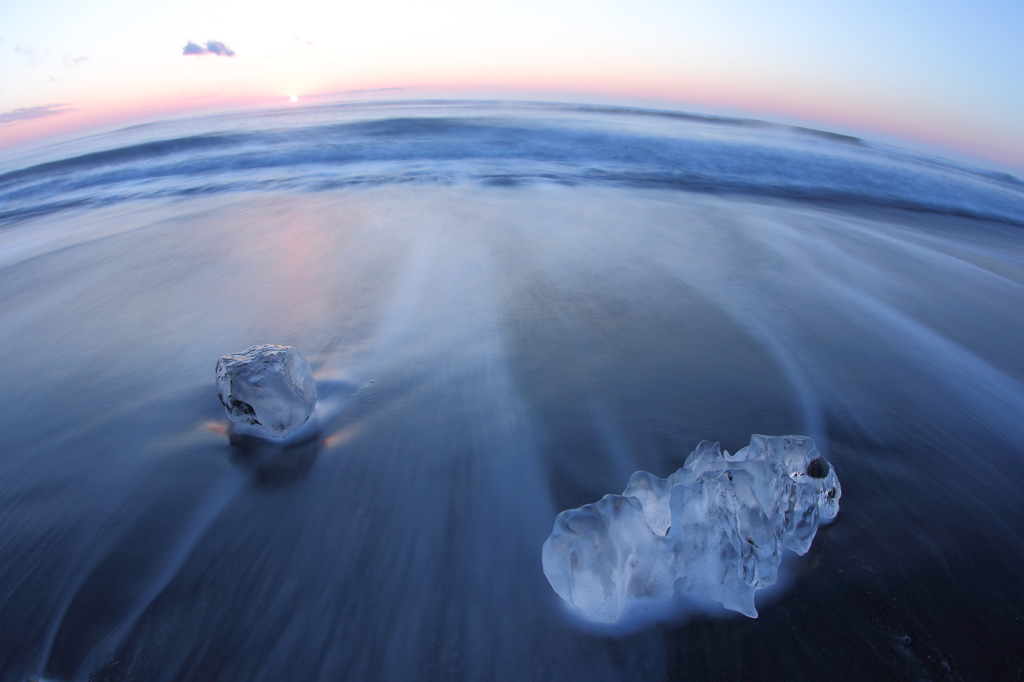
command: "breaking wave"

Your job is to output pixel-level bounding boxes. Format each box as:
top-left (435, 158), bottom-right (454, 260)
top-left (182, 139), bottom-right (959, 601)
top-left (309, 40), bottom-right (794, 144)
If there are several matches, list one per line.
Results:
top-left (2, 101), bottom-right (1022, 227)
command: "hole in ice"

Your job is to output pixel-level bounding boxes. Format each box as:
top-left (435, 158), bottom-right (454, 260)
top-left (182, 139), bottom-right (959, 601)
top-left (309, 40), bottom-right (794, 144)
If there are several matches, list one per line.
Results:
top-left (230, 399), bottom-right (260, 424)
top-left (807, 457), bottom-right (830, 478)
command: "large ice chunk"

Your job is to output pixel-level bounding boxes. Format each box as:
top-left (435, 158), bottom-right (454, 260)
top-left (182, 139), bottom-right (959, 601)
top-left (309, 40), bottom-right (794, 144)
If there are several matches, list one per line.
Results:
top-left (215, 345), bottom-right (317, 440)
top-left (542, 435), bottom-right (840, 623)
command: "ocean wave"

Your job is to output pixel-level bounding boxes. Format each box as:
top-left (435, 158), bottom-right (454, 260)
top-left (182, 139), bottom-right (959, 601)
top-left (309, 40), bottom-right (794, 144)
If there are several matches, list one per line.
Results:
top-left (1, 101), bottom-right (1022, 227)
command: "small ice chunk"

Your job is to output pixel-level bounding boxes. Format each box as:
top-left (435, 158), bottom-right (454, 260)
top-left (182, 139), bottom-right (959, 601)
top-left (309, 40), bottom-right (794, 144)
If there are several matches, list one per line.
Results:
top-left (215, 345), bottom-right (317, 440)
top-left (541, 435), bottom-right (841, 624)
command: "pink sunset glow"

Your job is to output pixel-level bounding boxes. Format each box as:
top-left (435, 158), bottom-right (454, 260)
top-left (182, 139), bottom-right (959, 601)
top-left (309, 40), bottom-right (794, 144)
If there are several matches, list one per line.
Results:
top-left (1, 0), bottom-right (1022, 174)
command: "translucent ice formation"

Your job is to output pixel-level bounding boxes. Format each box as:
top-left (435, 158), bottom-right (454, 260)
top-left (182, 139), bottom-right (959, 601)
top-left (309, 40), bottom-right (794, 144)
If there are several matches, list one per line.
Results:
top-left (215, 345), bottom-right (317, 440)
top-left (542, 435), bottom-right (840, 623)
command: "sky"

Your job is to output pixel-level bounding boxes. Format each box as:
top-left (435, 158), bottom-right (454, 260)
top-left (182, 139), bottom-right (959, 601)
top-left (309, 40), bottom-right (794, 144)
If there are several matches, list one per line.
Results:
top-left (2, 0), bottom-right (1023, 174)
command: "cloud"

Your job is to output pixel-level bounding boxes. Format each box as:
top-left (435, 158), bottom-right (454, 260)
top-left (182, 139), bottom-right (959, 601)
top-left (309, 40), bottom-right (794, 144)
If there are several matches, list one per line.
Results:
top-left (314, 86), bottom-right (410, 98)
top-left (63, 55), bottom-right (88, 68)
top-left (0, 103), bottom-right (76, 126)
top-left (15, 44), bottom-right (46, 66)
top-left (183, 40), bottom-right (235, 57)
top-left (205, 40), bottom-right (234, 56)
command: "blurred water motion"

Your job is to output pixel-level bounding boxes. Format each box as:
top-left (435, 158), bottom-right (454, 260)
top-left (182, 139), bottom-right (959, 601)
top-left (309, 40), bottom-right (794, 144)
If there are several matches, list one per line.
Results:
top-left (0, 102), bottom-right (1022, 681)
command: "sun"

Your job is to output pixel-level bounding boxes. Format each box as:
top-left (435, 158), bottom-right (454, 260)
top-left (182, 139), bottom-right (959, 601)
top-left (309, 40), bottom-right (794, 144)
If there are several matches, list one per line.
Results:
top-left (289, 95), bottom-right (298, 103)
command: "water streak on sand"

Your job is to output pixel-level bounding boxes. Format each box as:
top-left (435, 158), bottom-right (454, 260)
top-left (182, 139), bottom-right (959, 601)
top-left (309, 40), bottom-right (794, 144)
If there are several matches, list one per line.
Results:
top-left (0, 102), bottom-right (1022, 681)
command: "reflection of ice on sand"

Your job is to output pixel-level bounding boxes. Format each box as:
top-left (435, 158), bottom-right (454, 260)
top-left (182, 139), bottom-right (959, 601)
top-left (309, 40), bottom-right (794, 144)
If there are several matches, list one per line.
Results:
top-left (206, 376), bottom-right (365, 486)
